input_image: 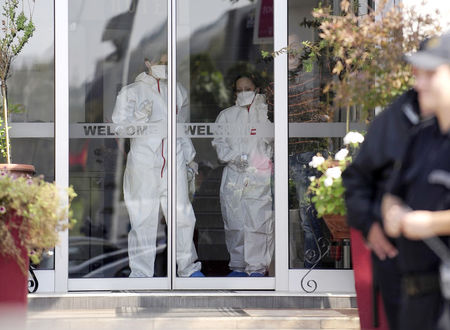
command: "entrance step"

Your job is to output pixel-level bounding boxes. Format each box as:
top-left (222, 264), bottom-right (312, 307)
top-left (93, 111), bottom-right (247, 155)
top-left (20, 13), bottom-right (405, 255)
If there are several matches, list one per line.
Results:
top-left (28, 291), bottom-right (356, 311)
top-left (26, 307), bottom-right (360, 329)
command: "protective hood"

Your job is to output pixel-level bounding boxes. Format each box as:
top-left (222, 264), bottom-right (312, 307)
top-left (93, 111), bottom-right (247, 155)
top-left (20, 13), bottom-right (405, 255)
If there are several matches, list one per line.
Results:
top-left (135, 72), bottom-right (156, 84)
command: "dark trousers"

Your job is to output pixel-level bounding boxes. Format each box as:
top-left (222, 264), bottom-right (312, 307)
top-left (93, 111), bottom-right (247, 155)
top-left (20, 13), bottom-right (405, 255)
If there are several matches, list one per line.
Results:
top-left (437, 301), bottom-right (450, 330)
top-left (372, 254), bottom-right (402, 330)
top-left (399, 292), bottom-right (445, 330)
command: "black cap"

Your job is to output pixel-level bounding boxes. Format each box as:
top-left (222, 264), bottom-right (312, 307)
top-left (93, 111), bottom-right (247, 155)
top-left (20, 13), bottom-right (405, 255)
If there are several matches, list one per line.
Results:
top-left (405, 33), bottom-right (450, 70)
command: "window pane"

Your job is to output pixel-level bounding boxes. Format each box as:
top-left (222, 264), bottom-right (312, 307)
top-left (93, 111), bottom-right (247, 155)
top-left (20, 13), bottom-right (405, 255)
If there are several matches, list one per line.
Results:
top-left (177, 0), bottom-right (275, 277)
top-left (288, 0), bottom-right (353, 270)
top-left (68, 0), bottom-right (168, 278)
top-left (4, 0), bottom-right (55, 270)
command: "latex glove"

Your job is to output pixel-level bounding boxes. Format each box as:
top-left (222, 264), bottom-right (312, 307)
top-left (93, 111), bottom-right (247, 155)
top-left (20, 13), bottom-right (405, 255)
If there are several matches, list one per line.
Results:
top-left (233, 154), bottom-right (248, 171)
top-left (240, 154), bottom-right (249, 170)
top-left (186, 166), bottom-right (195, 182)
top-left (134, 100), bottom-right (153, 121)
top-left (188, 161), bottom-right (199, 175)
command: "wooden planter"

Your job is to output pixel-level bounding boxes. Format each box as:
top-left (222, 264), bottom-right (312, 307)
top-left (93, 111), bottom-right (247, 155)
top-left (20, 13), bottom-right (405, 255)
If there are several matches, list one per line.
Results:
top-left (322, 214), bottom-right (351, 240)
top-left (0, 164), bottom-right (35, 308)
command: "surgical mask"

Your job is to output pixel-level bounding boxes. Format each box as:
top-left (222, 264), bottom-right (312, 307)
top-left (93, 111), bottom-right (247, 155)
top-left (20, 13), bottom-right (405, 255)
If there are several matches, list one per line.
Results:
top-left (151, 65), bottom-right (167, 80)
top-left (236, 91), bottom-right (256, 107)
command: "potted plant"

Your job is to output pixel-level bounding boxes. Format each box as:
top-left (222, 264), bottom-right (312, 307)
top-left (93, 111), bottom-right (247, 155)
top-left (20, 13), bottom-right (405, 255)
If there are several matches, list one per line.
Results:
top-left (308, 131), bottom-right (364, 239)
top-left (0, 170), bottom-right (76, 307)
top-left (0, 1), bottom-right (76, 308)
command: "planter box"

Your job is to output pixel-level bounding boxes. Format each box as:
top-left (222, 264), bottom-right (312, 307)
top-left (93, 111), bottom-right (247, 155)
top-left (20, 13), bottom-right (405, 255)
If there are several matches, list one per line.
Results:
top-left (0, 215), bottom-right (28, 309)
top-left (322, 214), bottom-right (350, 240)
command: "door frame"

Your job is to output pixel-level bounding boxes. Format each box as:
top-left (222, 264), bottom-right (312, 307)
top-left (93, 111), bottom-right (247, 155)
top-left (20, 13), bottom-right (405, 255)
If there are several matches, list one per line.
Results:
top-left (50, 0), bottom-right (355, 293)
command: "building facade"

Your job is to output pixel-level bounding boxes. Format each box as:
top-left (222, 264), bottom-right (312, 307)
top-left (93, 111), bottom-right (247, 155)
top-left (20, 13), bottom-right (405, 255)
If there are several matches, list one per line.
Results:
top-left (5, 0), bottom-right (446, 294)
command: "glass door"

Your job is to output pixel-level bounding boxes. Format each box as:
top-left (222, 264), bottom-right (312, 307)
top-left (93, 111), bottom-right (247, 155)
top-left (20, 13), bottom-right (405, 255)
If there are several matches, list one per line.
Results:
top-left (61, 0), bottom-right (357, 293)
top-left (66, 0), bottom-right (277, 291)
top-left (67, 0), bottom-right (171, 290)
top-left (287, 0), bottom-right (360, 293)
top-left (173, 0), bottom-right (276, 289)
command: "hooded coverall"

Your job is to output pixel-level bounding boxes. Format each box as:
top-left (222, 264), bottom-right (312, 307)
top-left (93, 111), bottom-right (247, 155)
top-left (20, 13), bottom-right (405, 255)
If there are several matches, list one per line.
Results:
top-left (212, 94), bottom-right (274, 275)
top-left (112, 72), bottom-right (201, 277)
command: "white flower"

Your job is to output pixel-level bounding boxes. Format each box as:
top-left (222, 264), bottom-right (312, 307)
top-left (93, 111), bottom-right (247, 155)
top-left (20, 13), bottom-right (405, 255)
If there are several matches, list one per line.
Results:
top-left (309, 155), bottom-right (325, 168)
top-left (343, 131), bottom-right (364, 145)
top-left (334, 148), bottom-right (349, 161)
top-left (309, 176), bottom-right (316, 182)
top-left (326, 166), bottom-right (342, 179)
top-left (324, 177), bottom-right (333, 187)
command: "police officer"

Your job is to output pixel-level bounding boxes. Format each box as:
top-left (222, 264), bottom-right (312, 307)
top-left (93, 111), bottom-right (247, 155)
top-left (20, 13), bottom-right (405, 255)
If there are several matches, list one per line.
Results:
top-left (342, 45), bottom-right (435, 329)
top-left (383, 33), bottom-right (450, 330)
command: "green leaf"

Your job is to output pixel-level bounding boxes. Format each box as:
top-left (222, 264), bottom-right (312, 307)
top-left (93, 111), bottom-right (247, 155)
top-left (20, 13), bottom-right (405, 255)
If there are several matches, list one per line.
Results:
top-left (317, 205), bottom-right (326, 215)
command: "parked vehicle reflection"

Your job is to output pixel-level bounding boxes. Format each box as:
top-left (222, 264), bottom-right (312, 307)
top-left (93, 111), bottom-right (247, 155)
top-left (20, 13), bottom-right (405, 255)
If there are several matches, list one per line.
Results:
top-left (69, 236), bottom-right (167, 278)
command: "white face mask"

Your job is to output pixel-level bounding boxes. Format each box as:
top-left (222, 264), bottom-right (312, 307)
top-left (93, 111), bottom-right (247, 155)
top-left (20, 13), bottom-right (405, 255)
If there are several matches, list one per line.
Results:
top-left (151, 65), bottom-right (167, 80)
top-left (236, 91), bottom-right (256, 107)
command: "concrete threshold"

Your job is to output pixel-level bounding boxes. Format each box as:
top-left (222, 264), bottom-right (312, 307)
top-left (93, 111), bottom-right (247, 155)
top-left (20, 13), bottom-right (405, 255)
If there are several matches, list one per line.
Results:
top-left (24, 307), bottom-right (360, 329)
top-left (28, 291), bottom-right (357, 312)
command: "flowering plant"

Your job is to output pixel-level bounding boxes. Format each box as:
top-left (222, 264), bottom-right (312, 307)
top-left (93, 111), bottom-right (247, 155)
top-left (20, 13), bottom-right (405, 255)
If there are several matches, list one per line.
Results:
top-left (0, 169), bottom-right (76, 274)
top-left (308, 131), bottom-right (364, 218)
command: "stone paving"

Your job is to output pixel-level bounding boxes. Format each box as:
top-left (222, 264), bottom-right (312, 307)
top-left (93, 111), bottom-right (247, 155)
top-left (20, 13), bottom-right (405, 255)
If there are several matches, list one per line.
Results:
top-left (0, 292), bottom-right (360, 329)
top-left (20, 307), bottom-right (360, 330)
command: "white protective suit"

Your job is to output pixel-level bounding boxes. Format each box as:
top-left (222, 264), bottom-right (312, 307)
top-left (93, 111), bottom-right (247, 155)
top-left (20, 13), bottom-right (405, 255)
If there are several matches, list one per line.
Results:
top-left (211, 94), bottom-right (274, 275)
top-left (112, 72), bottom-right (201, 277)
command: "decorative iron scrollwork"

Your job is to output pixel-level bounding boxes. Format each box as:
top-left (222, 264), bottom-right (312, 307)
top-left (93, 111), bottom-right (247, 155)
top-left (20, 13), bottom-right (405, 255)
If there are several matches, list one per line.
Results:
top-left (300, 236), bottom-right (330, 293)
top-left (28, 264), bottom-right (39, 293)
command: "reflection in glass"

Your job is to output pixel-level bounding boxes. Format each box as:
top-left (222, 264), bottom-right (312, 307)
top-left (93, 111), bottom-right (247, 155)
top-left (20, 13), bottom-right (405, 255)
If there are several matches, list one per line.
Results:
top-left (287, 0), bottom-right (352, 270)
top-left (68, 0), bottom-right (170, 278)
top-left (4, 0), bottom-right (55, 270)
top-left (178, 0), bottom-right (274, 277)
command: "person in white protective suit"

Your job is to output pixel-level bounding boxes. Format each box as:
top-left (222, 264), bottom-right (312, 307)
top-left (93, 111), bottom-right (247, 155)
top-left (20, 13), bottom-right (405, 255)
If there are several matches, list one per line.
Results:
top-left (212, 76), bottom-right (274, 277)
top-left (112, 57), bottom-right (203, 278)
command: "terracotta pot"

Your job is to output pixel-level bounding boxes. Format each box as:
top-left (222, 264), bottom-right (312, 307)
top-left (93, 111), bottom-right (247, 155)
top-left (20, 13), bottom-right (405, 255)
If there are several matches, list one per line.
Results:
top-left (322, 214), bottom-right (351, 240)
top-left (0, 163), bottom-right (35, 177)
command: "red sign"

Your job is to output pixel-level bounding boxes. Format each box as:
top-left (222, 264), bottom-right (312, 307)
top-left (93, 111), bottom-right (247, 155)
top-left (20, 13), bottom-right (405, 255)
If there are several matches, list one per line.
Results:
top-left (257, 0), bottom-right (273, 39)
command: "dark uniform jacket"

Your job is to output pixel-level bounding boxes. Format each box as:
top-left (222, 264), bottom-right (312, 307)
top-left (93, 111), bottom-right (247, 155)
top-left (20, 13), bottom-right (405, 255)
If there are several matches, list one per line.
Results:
top-left (389, 117), bottom-right (450, 273)
top-left (387, 117), bottom-right (450, 330)
top-left (342, 89), bottom-right (421, 238)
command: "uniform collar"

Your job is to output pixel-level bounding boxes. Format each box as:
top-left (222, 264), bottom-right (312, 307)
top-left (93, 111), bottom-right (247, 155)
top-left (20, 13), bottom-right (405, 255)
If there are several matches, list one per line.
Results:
top-left (401, 90), bottom-right (420, 125)
top-left (402, 103), bottom-right (420, 125)
top-left (135, 72), bottom-right (159, 85)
